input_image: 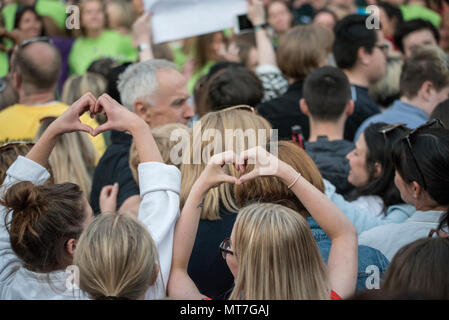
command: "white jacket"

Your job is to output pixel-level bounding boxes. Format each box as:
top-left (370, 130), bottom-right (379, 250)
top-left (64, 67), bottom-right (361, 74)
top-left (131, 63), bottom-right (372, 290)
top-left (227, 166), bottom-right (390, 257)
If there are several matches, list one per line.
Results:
top-left (0, 156), bottom-right (180, 300)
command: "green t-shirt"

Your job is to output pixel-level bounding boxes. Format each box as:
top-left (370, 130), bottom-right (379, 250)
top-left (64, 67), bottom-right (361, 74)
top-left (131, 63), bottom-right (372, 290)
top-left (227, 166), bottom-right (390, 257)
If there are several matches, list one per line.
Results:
top-left (0, 51), bottom-right (9, 77)
top-left (69, 30), bottom-right (138, 75)
top-left (400, 4), bottom-right (441, 28)
top-left (1, 0), bottom-right (67, 31)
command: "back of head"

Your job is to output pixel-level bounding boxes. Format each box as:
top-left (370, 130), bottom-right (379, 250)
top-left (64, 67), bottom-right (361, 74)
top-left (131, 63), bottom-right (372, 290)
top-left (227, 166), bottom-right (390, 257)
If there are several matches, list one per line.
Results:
top-left (117, 59), bottom-right (178, 111)
top-left (377, 2), bottom-right (403, 25)
top-left (382, 238), bottom-right (449, 299)
top-left (277, 24), bottom-right (334, 80)
top-left (0, 142), bottom-right (34, 184)
top-left (87, 58), bottom-right (121, 80)
top-left (399, 45), bottom-right (449, 99)
top-left (430, 99), bottom-right (449, 127)
top-left (197, 66), bottom-right (264, 117)
top-left (303, 66), bottom-right (351, 121)
top-left (333, 14), bottom-right (378, 69)
top-left (393, 126), bottom-right (449, 229)
top-left (74, 213), bottom-right (159, 300)
top-left (0, 181), bottom-right (85, 272)
top-left (355, 122), bottom-right (410, 208)
top-left (129, 123), bottom-right (191, 182)
top-left (235, 141), bottom-right (324, 219)
top-left (61, 73), bottom-right (107, 105)
top-left (229, 203), bottom-right (329, 300)
top-left (36, 118), bottom-right (97, 199)
top-left (180, 108), bottom-right (272, 220)
top-left (393, 19), bottom-right (440, 54)
top-left (12, 41), bottom-right (61, 92)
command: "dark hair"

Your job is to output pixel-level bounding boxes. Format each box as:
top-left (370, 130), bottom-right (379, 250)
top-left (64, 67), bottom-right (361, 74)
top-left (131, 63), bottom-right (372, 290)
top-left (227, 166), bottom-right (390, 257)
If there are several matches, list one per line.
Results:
top-left (313, 8), bottom-right (339, 25)
top-left (12, 41), bottom-right (61, 90)
top-left (0, 181), bottom-right (86, 272)
top-left (303, 66), bottom-right (351, 121)
top-left (393, 19), bottom-right (440, 54)
top-left (196, 65), bottom-right (264, 116)
top-left (399, 46), bottom-right (449, 99)
top-left (382, 238), bottom-right (449, 299)
top-left (13, 5), bottom-right (45, 36)
top-left (350, 122), bottom-right (410, 213)
top-left (87, 58), bottom-right (121, 80)
top-left (333, 14), bottom-right (379, 69)
top-left (377, 2), bottom-right (403, 25)
top-left (392, 127), bottom-right (449, 230)
top-left (430, 99), bottom-right (449, 128)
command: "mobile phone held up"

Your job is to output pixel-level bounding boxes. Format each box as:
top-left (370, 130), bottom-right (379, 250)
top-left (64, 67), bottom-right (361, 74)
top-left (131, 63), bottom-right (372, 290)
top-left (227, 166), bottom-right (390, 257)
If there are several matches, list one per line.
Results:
top-left (234, 14), bottom-right (254, 34)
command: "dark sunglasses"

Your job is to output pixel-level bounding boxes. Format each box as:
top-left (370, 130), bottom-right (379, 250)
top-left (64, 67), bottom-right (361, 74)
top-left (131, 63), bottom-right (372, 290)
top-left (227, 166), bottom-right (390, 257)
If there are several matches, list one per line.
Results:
top-left (0, 141), bottom-right (35, 152)
top-left (402, 118), bottom-right (445, 190)
top-left (378, 123), bottom-right (407, 142)
top-left (219, 237), bottom-right (234, 259)
top-left (428, 228), bottom-right (449, 239)
top-left (375, 43), bottom-right (389, 54)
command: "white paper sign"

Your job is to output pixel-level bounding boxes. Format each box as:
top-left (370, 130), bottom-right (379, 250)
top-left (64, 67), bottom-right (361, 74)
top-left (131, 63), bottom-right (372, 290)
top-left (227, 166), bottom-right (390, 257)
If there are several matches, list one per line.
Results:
top-left (144, 0), bottom-right (248, 44)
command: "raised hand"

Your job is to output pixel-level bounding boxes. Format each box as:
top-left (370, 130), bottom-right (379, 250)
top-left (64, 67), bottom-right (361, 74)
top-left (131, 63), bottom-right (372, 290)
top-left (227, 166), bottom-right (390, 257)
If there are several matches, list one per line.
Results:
top-left (91, 93), bottom-right (145, 136)
top-left (247, 0), bottom-right (266, 26)
top-left (99, 183), bottom-right (119, 214)
top-left (49, 92), bottom-right (96, 136)
top-left (236, 146), bottom-right (282, 184)
top-left (197, 151), bottom-right (239, 192)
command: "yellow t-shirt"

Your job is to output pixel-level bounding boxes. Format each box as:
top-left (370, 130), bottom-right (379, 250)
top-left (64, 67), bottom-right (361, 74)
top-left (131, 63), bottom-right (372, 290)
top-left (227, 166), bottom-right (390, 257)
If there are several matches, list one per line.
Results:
top-left (0, 102), bottom-right (106, 159)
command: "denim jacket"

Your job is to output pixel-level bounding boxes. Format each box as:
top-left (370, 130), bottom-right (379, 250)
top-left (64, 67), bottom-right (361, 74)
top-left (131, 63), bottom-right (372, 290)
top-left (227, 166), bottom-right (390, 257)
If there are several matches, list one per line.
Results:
top-left (307, 217), bottom-right (390, 292)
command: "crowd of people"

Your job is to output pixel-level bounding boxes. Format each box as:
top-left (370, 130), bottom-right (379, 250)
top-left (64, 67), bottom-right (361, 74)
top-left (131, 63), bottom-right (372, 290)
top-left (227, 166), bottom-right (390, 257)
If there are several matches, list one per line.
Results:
top-left (0, 0), bottom-right (449, 301)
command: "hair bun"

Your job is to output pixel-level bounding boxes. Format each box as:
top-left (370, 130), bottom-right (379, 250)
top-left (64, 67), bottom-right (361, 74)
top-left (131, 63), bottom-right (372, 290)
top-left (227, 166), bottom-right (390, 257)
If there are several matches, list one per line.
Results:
top-left (2, 181), bottom-right (42, 213)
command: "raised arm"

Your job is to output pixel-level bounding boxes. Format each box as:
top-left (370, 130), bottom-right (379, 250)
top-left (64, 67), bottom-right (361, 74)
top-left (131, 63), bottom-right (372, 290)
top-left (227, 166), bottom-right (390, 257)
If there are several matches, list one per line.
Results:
top-left (132, 12), bottom-right (154, 62)
top-left (168, 151), bottom-right (238, 300)
top-left (237, 146), bottom-right (358, 299)
top-left (247, 0), bottom-right (277, 66)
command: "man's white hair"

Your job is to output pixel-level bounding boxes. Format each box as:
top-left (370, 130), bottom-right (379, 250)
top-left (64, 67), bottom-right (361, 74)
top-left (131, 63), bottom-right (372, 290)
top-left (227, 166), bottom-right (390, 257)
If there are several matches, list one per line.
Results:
top-left (117, 59), bottom-right (178, 111)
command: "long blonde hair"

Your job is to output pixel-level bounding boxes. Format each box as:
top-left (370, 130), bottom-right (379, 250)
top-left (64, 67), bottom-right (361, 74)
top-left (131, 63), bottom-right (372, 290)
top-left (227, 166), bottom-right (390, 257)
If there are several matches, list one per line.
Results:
top-left (229, 203), bottom-right (330, 300)
top-left (180, 107), bottom-right (273, 220)
top-left (73, 213), bottom-right (160, 300)
top-left (35, 118), bottom-right (97, 199)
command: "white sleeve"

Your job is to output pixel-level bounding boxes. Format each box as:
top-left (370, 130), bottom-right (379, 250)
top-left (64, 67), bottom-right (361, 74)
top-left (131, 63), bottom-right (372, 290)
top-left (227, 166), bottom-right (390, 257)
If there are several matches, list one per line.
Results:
top-left (137, 162), bottom-right (181, 300)
top-left (0, 156), bottom-right (50, 292)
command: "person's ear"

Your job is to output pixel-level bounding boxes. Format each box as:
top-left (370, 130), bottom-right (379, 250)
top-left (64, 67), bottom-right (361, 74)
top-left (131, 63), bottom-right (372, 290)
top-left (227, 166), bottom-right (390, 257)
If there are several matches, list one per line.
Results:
top-left (150, 264), bottom-right (159, 286)
top-left (419, 80), bottom-right (434, 102)
top-left (345, 100), bottom-right (354, 116)
top-left (66, 238), bottom-right (77, 257)
top-left (12, 72), bottom-right (21, 91)
top-left (299, 98), bottom-right (310, 116)
top-left (134, 99), bottom-right (152, 125)
top-left (373, 161), bottom-right (382, 178)
top-left (358, 47), bottom-right (371, 65)
top-left (411, 180), bottom-right (423, 199)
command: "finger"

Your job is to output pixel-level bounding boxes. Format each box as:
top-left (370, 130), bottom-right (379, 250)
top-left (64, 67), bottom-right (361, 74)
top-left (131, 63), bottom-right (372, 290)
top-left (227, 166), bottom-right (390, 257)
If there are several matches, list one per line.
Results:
top-left (237, 169), bottom-right (259, 184)
top-left (220, 174), bottom-right (238, 185)
top-left (111, 182), bottom-right (119, 199)
top-left (100, 185), bottom-right (114, 199)
top-left (78, 123), bottom-right (94, 135)
top-left (92, 122), bottom-right (112, 136)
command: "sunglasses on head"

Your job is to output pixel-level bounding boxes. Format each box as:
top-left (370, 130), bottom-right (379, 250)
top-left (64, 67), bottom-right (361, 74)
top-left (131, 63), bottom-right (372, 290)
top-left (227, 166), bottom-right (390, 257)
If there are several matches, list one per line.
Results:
top-left (402, 118), bottom-right (445, 190)
top-left (0, 141), bottom-right (35, 152)
top-left (219, 105), bottom-right (256, 114)
top-left (378, 123), bottom-right (407, 142)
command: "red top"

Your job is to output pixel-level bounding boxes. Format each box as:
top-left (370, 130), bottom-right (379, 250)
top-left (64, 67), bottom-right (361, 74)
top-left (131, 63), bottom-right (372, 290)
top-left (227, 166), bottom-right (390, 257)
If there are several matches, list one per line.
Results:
top-left (330, 290), bottom-right (342, 300)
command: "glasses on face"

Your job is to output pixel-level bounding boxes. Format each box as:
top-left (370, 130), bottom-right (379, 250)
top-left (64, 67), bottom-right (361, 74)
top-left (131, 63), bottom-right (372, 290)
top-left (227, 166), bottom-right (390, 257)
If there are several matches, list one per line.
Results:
top-left (428, 228), bottom-right (449, 239)
top-left (0, 141), bottom-right (35, 152)
top-left (378, 123), bottom-right (407, 142)
top-left (375, 43), bottom-right (389, 55)
top-left (402, 118), bottom-right (445, 190)
top-left (219, 237), bottom-right (234, 259)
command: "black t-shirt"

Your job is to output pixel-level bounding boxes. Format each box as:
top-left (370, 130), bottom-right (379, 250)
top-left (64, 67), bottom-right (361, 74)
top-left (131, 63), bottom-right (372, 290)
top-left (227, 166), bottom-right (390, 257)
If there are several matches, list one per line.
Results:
top-left (90, 130), bottom-right (139, 214)
top-left (344, 85), bottom-right (380, 141)
top-left (257, 81), bottom-right (309, 141)
top-left (187, 207), bottom-right (237, 300)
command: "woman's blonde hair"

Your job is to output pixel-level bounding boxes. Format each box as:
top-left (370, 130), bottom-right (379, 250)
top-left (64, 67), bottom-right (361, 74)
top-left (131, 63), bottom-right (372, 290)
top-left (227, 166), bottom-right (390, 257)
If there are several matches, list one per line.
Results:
top-left (180, 107), bottom-right (273, 220)
top-left (73, 212), bottom-right (159, 300)
top-left (61, 73), bottom-right (107, 106)
top-left (229, 203), bottom-right (329, 300)
top-left (106, 0), bottom-right (136, 33)
top-left (35, 118), bottom-right (97, 199)
top-left (277, 24), bottom-right (334, 81)
top-left (235, 141), bottom-right (324, 219)
top-left (129, 123), bottom-right (191, 182)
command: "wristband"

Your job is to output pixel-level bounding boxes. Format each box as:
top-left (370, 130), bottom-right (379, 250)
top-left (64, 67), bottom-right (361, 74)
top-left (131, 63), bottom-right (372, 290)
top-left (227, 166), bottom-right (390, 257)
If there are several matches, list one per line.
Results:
top-left (287, 172), bottom-right (301, 189)
top-left (254, 23), bottom-right (267, 32)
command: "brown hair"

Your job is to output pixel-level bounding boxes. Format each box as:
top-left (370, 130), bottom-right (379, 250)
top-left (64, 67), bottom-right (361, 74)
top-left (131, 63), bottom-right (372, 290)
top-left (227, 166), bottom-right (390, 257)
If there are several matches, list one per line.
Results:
top-left (382, 238), bottom-right (449, 299)
top-left (0, 181), bottom-right (86, 272)
top-left (277, 24), bottom-right (334, 81)
top-left (234, 141), bottom-right (324, 219)
top-left (400, 45), bottom-right (449, 99)
top-left (0, 143), bottom-right (34, 184)
top-left (193, 32), bottom-right (225, 72)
